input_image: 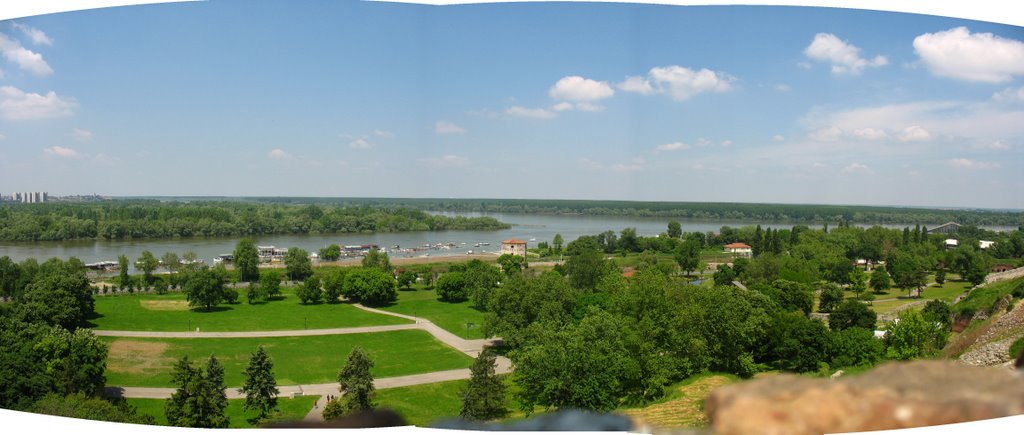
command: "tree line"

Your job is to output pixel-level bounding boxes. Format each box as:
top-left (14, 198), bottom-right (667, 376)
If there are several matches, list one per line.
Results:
top-left (255, 197), bottom-right (1024, 227)
top-left (0, 201), bottom-right (509, 241)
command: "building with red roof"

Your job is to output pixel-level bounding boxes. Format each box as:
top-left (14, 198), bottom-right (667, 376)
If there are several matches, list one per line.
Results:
top-left (500, 238), bottom-right (527, 257)
top-left (724, 242), bottom-right (753, 257)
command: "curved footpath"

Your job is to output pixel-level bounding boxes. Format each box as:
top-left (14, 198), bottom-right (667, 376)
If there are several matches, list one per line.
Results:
top-left (102, 303), bottom-right (513, 422)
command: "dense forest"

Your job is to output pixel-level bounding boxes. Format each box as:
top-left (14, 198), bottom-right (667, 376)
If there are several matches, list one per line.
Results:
top-left (230, 197), bottom-right (1024, 226)
top-left (0, 201), bottom-right (509, 241)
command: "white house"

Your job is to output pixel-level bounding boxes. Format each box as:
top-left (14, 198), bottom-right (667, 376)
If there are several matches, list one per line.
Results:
top-left (944, 239), bottom-right (959, 249)
top-left (979, 240), bottom-right (995, 250)
top-left (724, 243), bottom-right (753, 257)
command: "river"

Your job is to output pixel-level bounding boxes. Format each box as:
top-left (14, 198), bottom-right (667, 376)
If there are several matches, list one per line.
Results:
top-left (0, 212), bottom-right (1015, 264)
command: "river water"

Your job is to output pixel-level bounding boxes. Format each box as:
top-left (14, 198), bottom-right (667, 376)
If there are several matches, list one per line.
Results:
top-left (0, 212), bottom-right (1015, 264)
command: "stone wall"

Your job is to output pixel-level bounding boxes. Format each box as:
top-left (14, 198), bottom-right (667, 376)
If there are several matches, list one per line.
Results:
top-left (985, 265), bottom-right (1024, 285)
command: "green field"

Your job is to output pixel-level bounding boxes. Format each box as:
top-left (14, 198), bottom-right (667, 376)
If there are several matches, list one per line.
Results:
top-left (88, 287), bottom-right (410, 332)
top-left (378, 289), bottom-right (487, 339)
top-left (375, 379), bottom-right (468, 426)
top-left (102, 329), bottom-right (472, 388)
top-left (126, 395), bottom-right (319, 428)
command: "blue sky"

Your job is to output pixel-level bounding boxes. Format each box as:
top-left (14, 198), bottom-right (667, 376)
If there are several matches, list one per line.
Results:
top-left (0, 1), bottom-right (1022, 208)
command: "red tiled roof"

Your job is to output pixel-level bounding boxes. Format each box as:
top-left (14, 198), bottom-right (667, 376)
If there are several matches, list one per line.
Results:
top-left (724, 243), bottom-right (752, 249)
top-left (502, 239), bottom-right (527, 244)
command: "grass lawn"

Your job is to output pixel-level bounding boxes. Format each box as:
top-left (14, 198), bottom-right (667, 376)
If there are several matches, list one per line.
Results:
top-left (126, 395), bottom-right (319, 428)
top-left (88, 287), bottom-right (410, 332)
top-left (102, 329), bottom-right (472, 388)
top-left (375, 376), bottom-right (522, 427)
top-left (378, 289), bottom-right (487, 339)
top-left (619, 372), bottom-right (741, 428)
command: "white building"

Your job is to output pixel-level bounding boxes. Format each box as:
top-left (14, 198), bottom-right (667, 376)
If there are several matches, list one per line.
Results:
top-left (724, 243), bottom-right (753, 257)
top-left (500, 239), bottom-right (527, 257)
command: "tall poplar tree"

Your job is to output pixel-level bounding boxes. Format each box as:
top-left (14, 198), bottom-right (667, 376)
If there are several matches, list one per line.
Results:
top-left (460, 348), bottom-right (507, 421)
top-left (234, 238), bottom-right (260, 282)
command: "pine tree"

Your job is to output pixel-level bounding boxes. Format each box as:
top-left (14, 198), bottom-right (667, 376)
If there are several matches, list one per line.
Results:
top-left (324, 347), bottom-right (375, 420)
top-left (165, 356), bottom-right (229, 428)
top-left (459, 348), bottom-right (507, 421)
top-left (205, 355), bottom-right (230, 428)
top-left (242, 346), bottom-right (280, 424)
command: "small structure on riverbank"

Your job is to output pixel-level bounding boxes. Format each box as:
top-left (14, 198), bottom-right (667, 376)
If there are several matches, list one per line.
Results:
top-left (724, 243), bottom-right (752, 257)
top-left (500, 239), bottom-right (527, 257)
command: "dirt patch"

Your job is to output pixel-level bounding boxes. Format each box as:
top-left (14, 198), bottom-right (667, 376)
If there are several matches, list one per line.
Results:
top-left (107, 340), bottom-right (174, 374)
top-left (141, 300), bottom-right (190, 311)
top-left (624, 375), bottom-right (735, 428)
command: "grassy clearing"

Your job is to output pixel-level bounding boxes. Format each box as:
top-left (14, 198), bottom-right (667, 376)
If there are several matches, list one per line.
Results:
top-left (620, 373), bottom-right (739, 428)
top-left (378, 288), bottom-right (487, 339)
top-left (126, 395), bottom-right (319, 428)
top-left (375, 379), bottom-right (468, 426)
top-left (88, 287), bottom-right (409, 332)
top-left (102, 329), bottom-right (472, 388)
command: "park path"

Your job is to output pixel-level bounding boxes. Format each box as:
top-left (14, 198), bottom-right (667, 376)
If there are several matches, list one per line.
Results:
top-left (102, 301), bottom-right (513, 423)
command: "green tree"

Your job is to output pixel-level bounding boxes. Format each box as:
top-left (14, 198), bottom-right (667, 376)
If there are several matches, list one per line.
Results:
top-left (829, 299), bottom-right (878, 331)
top-left (713, 265), bottom-right (736, 287)
top-left (935, 269), bottom-right (947, 285)
top-left (565, 247), bottom-right (614, 291)
top-left (829, 327), bottom-right (884, 368)
top-left (436, 272), bottom-right (470, 302)
top-left (246, 282), bottom-right (263, 304)
top-left (241, 346), bottom-right (279, 424)
top-left (137, 251), bottom-right (159, 285)
top-left (885, 311), bottom-right (946, 360)
top-left (284, 247), bottom-right (312, 281)
top-left (184, 267), bottom-right (226, 311)
top-left (29, 393), bottom-right (154, 424)
top-left (817, 283), bottom-right (845, 313)
top-left (460, 348), bottom-right (507, 421)
top-left (848, 268), bottom-right (867, 299)
top-left (397, 271), bottom-right (416, 289)
top-left (755, 279), bottom-right (814, 315)
top-left (674, 239), bottom-right (702, 276)
top-left (922, 300), bottom-right (952, 328)
top-left (319, 244), bottom-right (342, 262)
top-left (325, 347), bottom-right (375, 420)
top-left (33, 326), bottom-right (108, 397)
top-left (322, 268), bottom-right (348, 303)
top-left (117, 255), bottom-right (130, 288)
top-left (552, 233), bottom-right (564, 254)
top-left (766, 312), bottom-right (830, 373)
top-left (888, 252), bottom-right (926, 297)
top-left (870, 268), bottom-right (891, 293)
top-left (161, 252), bottom-right (181, 273)
top-left (165, 356), bottom-right (228, 428)
top-left (297, 275), bottom-right (323, 304)
top-left (260, 270), bottom-right (283, 300)
top-left (497, 253), bottom-right (527, 276)
top-left (343, 268), bottom-right (397, 306)
top-left (361, 248), bottom-right (393, 273)
top-left (205, 355), bottom-right (229, 428)
top-left (234, 238), bottom-right (260, 283)
top-left (667, 221), bottom-right (682, 239)
top-left (0, 256), bottom-right (20, 298)
top-left (18, 260), bottom-right (95, 331)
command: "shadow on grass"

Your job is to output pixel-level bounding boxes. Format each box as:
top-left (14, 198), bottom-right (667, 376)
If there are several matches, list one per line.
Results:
top-left (190, 306), bottom-right (234, 313)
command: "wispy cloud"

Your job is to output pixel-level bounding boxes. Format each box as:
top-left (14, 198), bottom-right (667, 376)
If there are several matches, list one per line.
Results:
top-left (435, 120), bottom-right (466, 134)
top-left (12, 23), bottom-right (53, 46)
top-left (349, 138), bottom-right (372, 149)
top-left (268, 148), bottom-right (291, 159)
top-left (43, 146), bottom-right (80, 158)
top-left (948, 158), bottom-right (1000, 170)
top-left (656, 141), bottom-right (689, 151)
top-left (505, 105), bottom-right (556, 119)
top-left (418, 154), bottom-right (471, 167)
top-left (71, 128), bottom-right (93, 142)
top-left (0, 86), bottom-right (76, 120)
top-left (0, 33), bottom-right (53, 76)
top-left (618, 65), bottom-right (735, 101)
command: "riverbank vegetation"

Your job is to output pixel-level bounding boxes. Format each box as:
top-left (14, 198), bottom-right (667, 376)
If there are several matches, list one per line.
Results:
top-left (0, 201), bottom-right (509, 241)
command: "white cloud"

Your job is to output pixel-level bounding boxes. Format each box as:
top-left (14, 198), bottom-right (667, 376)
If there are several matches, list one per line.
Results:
top-left (0, 33), bottom-right (53, 76)
top-left (851, 127), bottom-right (888, 141)
top-left (43, 146), bottom-right (79, 158)
top-left (435, 121), bottom-right (465, 134)
top-left (841, 162), bottom-right (870, 174)
top-left (552, 102), bottom-right (574, 112)
top-left (774, 84), bottom-right (792, 92)
top-left (618, 76), bottom-right (654, 95)
top-left (980, 140), bottom-right (1011, 151)
top-left (804, 33), bottom-right (887, 75)
top-left (505, 105), bottom-right (556, 119)
top-left (809, 126), bottom-right (843, 142)
top-left (897, 125), bottom-right (932, 142)
top-left (349, 138), bottom-right (372, 149)
top-left (611, 163), bottom-right (643, 172)
top-left (720, 139), bottom-right (733, 147)
top-left (549, 76), bottom-right (614, 102)
top-left (0, 86), bottom-right (76, 120)
top-left (12, 23), bottom-right (53, 46)
top-left (268, 149), bottom-right (290, 159)
top-left (578, 158), bottom-right (603, 170)
top-left (619, 65), bottom-right (735, 101)
top-left (992, 86), bottom-right (1024, 102)
top-left (948, 158), bottom-right (999, 170)
top-left (71, 128), bottom-right (93, 142)
top-left (773, 135), bottom-right (785, 142)
top-left (418, 154), bottom-right (471, 168)
top-left (913, 27), bottom-right (1024, 83)
top-left (372, 130), bottom-right (393, 138)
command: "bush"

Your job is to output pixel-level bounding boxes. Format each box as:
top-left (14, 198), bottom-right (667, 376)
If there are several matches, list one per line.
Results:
top-left (1010, 336), bottom-right (1024, 361)
top-left (343, 268), bottom-right (397, 306)
top-left (829, 300), bottom-right (877, 331)
top-left (436, 272), bottom-right (469, 302)
top-left (223, 287), bottom-right (239, 304)
top-left (829, 327), bottom-right (884, 368)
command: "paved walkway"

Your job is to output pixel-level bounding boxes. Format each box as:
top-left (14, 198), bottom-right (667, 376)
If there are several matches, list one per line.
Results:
top-left (101, 302), bottom-right (513, 423)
